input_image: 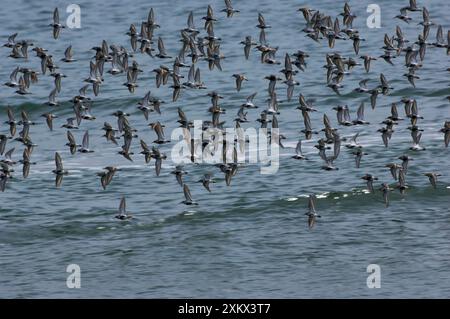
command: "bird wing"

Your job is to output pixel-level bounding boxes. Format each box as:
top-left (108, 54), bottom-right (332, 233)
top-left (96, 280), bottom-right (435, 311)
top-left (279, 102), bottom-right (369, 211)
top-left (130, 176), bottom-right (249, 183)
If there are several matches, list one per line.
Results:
top-left (187, 64), bottom-right (195, 82)
top-left (411, 99), bottom-right (418, 115)
top-left (303, 111), bottom-right (312, 131)
top-left (193, 67), bottom-right (202, 86)
top-left (381, 132), bottom-right (388, 147)
top-left (175, 173), bottom-right (183, 186)
top-left (10, 67), bottom-right (19, 82)
top-left (295, 140), bottom-right (303, 155)
top-left (55, 152), bottom-right (63, 171)
top-left (89, 61), bottom-right (97, 79)
top-left (46, 114), bottom-right (53, 131)
top-left (101, 40), bottom-right (109, 56)
top-left (391, 103), bottom-right (399, 118)
top-left (333, 136), bottom-right (341, 159)
top-left (343, 107), bottom-right (351, 122)
top-left (357, 102), bottom-right (364, 120)
top-left (82, 130), bottom-right (89, 149)
top-left (53, 8), bottom-right (60, 24)
top-left (380, 73), bottom-right (388, 87)
top-left (65, 45), bottom-right (73, 59)
top-left (119, 197), bottom-right (126, 214)
top-left (155, 158), bottom-right (162, 176)
top-left (183, 184), bottom-right (193, 202)
top-left (140, 139), bottom-right (150, 152)
top-left (7, 33), bottom-right (18, 43)
top-left (207, 5), bottom-right (213, 18)
top-left (244, 42), bottom-right (251, 59)
top-left (123, 134), bottom-right (132, 152)
top-left (158, 37), bottom-right (166, 55)
top-left (308, 195), bottom-right (316, 213)
top-left (177, 107), bottom-right (188, 123)
top-left (21, 110), bottom-right (30, 123)
top-left (148, 8), bottom-right (155, 24)
top-left (422, 6), bottom-right (429, 23)
top-left (258, 13), bottom-right (266, 27)
top-left (49, 87), bottom-right (57, 103)
top-left (154, 122), bottom-right (165, 140)
top-left (79, 84), bottom-right (88, 96)
top-left (67, 131), bottom-right (76, 145)
top-left (247, 92), bottom-right (257, 103)
top-left (259, 28), bottom-right (267, 45)
top-left (284, 53), bottom-right (292, 71)
top-left (370, 90), bottom-right (378, 109)
top-left (187, 11), bottom-right (195, 28)
top-left (436, 25), bottom-right (443, 43)
top-left (351, 132), bottom-right (360, 144)
top-left (344, 2), bottom-right (351, 15)
top-left (355, 153), bottom-right (362, 168)
top-left (334, 17), bottom-right (341, 34)
top-left (7, 108), bottom-right (15, 122)
top-left (4, 147), bottom-right (15, 160)
top-left (322, 114), bottom-right (331, 129)
top-left (0, 138), bottom-right (6, 156)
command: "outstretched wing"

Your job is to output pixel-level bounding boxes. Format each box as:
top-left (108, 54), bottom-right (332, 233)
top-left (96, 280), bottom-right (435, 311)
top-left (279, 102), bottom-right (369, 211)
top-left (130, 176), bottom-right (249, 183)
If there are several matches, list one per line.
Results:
top-left (308, 195), bottom-right (316, 213)
top-left (53, 8), bottom-right (59, 24)
top-left (67, 131), bottom-right (76, 144)
top-left (183, 184), bottom-right (193, 202)
top-left (82, 130), bottom-right (89, 149)
top-left (258, 13), bottom-right (266, 27)
top-left (295, 140), bottom-right (303, 155)
top-left (55, 152), bottom-right (63, 171)
top-left (119, 197), bottom-right (126, 214)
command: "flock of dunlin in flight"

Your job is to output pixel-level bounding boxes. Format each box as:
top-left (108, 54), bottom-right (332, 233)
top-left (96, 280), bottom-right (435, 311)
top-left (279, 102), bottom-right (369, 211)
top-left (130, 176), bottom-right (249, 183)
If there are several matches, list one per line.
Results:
top-left (0, 0), bottom-right (449, 228)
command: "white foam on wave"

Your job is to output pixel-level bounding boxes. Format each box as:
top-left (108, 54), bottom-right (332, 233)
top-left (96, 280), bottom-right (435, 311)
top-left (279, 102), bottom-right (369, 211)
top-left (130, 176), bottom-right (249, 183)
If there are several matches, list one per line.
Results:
top-left (316, 192), bottom-right (329, 199)
top-left (183, 212), bottom-right (195, 216)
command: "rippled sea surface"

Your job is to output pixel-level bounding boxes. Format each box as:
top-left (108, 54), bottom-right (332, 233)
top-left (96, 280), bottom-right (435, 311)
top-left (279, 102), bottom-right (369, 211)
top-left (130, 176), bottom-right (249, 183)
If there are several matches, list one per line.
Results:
top-left (0, 0), bottom-right (449, 298)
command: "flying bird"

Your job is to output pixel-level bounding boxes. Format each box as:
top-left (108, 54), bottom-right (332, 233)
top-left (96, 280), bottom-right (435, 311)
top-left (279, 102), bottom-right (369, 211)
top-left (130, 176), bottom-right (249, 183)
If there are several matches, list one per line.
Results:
top-left (52, 152), bottom-right (68, 187)
top-left (115, 197), bottom-right (132, 220)
top-left (49, 8), bottom-right (65, 39)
